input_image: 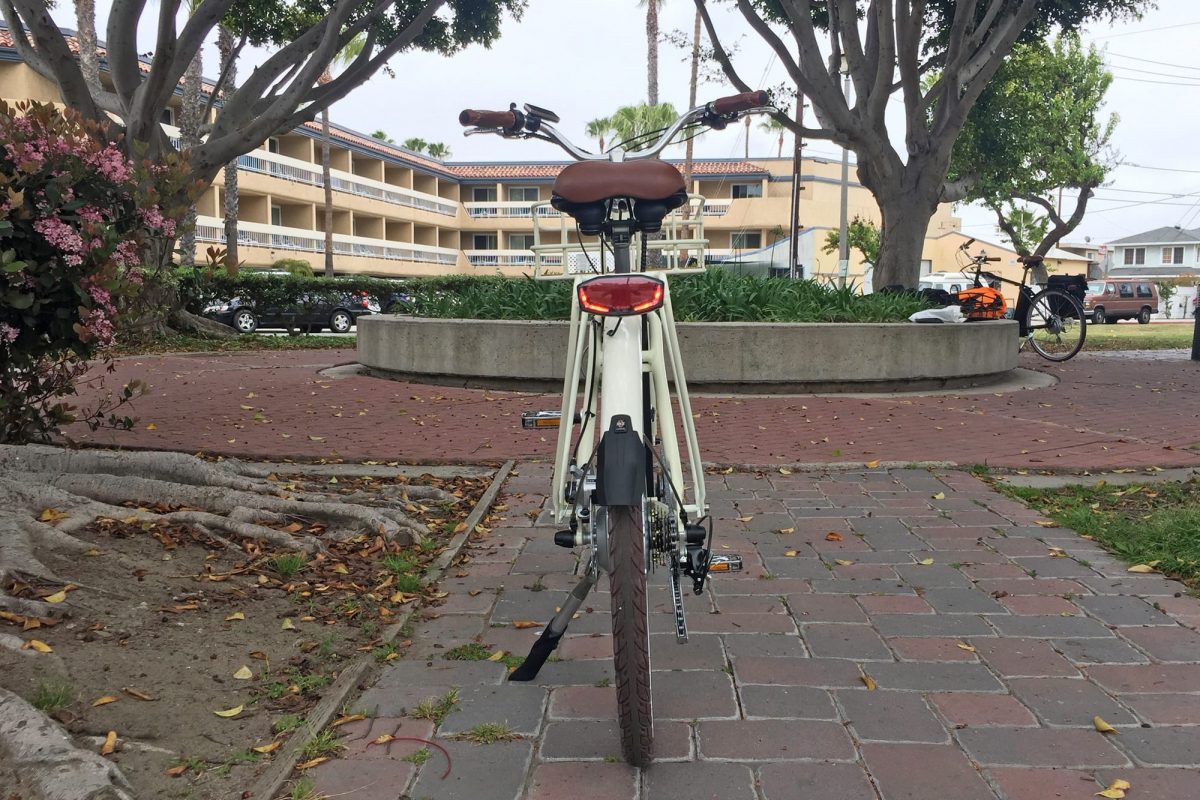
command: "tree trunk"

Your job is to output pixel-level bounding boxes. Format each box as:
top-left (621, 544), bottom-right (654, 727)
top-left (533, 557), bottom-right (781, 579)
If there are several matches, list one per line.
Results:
top-left (218, 25), bottom-right (240, 269)
top-left (744, 116), bottom-right (750, 160)
top-left (321, 106), bottom-right (334, 277)
top-left (681, 9), bottom-right (701, 184)
top-left (176, 48), bottom-right (204, 270)
top-left (73, 0), bottom-right (101, 99)
top-left (873, 182), bottom-right (940, 289)
top-left (646, 0), bottom-right (659, 105)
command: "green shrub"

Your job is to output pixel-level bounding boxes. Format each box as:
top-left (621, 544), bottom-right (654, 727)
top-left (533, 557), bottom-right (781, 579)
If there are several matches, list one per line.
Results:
top-left (272, 258), bottom-right (314, 277)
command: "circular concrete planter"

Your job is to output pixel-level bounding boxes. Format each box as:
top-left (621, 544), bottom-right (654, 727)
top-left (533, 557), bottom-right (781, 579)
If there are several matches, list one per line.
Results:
top-left (357, 316), bottom-right (1019, 393)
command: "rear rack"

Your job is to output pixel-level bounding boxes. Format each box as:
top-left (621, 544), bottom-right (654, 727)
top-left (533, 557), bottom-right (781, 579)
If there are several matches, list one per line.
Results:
top-left (530, 194), bottom-right (708, 280)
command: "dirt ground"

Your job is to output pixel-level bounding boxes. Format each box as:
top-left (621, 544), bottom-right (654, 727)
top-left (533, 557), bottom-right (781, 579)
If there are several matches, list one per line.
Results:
top-left (0, 468), bottom-right (491, 800)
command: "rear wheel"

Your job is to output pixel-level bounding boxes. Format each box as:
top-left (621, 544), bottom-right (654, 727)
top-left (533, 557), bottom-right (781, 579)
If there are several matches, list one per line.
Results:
top-left (1025, 288), bottom-right (1086, 362)
top-left (233, 309), bottom-right (258, 334)
top-left (1092, 308), bottom-right (1106, 325)
top-left (1138, 307), bottom-right (1152, 324)
top-left (608, 505), bottom-right (653, 767)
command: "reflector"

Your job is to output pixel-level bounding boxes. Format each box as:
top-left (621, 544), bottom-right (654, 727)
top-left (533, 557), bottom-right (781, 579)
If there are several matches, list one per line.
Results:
top-left (577, 275), bottom-right (665, 316)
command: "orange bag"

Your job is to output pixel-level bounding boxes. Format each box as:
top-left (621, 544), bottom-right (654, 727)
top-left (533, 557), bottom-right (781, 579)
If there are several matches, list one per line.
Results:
top-left (956, 286), bottom-right (1007, 320)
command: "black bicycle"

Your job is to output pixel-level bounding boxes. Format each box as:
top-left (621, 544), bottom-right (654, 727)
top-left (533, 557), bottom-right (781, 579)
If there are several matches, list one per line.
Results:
top-left (958, 239), bottom-right (1087, 362)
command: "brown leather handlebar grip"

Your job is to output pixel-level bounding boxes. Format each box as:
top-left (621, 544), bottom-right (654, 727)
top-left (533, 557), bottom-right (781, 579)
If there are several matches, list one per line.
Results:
top-left (986, 256), bottom-right (1002, 262)
top-left (710, 90), bottom-right (770, 115)
top-left (458, 109), bottom-right (518, 128)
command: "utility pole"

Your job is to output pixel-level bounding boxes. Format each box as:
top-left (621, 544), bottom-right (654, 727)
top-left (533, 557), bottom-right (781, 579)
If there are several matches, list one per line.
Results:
top-left (1192, 285), bottom-right (1200, 361)
top-left (788, 96), bottom-right (805, 280)
top-left (837, 62), bottom-right (851, 288)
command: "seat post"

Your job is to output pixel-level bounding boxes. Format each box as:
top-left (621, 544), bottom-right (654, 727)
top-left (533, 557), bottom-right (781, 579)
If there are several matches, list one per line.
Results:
top-left (609, 221), bottom-right (634, 274)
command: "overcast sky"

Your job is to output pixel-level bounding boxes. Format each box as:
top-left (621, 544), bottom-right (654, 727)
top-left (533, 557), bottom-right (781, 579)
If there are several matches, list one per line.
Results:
top-left (49, 0), bottom-right (1200, 246)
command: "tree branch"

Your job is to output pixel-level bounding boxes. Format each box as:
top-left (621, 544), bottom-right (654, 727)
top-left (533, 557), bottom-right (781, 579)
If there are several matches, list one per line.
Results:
top-left (105, 0), bottom-right (149, 106)
top-left (8, 0), bottom-right (102, 121)
top-left (202, 30), bottom-right (248, 124)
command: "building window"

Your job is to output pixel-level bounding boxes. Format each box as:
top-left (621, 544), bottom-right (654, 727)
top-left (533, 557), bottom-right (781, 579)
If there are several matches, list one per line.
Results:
top-left (160, 107), bottom-right (175, 126)
top-left (267, 138), bottom-right (281, 154)
top-left (920, 259), bottom-right (933, 276)
top-left (1123, 247), bottom-right (1145, 265)
top-left (472, 187), bottom-right (498, 203)
top-left (1162, 246), bottom-right (1184, 265)
top-left (473, 234), bottom-right (498, 250)
top-left (507, 187), bottom-right (539, 202)
top-left (731, 232), bottom-right (762, 250)
top-left (270, 204), bottom-right (283, 228)
top-left (509, 234), bottom-right (535, 250)
top-left (731, 183), bottom-right (763, 199)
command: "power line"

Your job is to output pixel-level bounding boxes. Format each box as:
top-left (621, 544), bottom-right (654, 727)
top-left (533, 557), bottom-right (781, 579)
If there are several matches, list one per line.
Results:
top-left (1090, 19), bottom-right (1200, 39)
top-left (1106, 63), bottom-right (1200, 81)
top-left (1108, 72), bottom-right (1200, 87)
top-left (1107, 51), bottom-right (1200, 72)
top-left (1123, 163), bottom-right (1200, 174)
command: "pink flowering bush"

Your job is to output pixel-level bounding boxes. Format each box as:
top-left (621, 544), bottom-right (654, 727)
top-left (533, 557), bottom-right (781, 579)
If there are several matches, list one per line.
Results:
top-left (0, 101), bottom-right (170, 443)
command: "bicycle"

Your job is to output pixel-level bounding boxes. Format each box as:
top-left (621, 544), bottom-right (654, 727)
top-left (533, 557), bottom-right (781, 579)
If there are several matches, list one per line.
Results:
top-left (458, 91), bottom-right (774, 766)
top-left (956, 239), bottom-right (1088, 362)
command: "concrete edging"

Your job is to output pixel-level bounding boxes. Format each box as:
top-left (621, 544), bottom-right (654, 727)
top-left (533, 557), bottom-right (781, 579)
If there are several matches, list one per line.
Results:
top-left (357, 316), bottom-right (1019, 392)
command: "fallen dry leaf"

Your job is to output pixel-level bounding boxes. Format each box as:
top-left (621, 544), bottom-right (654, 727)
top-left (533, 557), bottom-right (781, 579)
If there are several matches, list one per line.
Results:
top-left (330, 714), bottom-right (365, 728)
top-left (1093, 716), bottom-right (1118, 734)
top-left (252, 740), bottom-right (282, 754)
top-left (145, 423), bottom-right (157, 430)
top-left (777, 527), bottom-right (795, 534)
top-left (487, 650), bottom-right (507, 662)
top-left (296, 757), bottom-right (329, 770)
top-left (957, 642), bottom-right (977, 653)
top-left (100, 731), bottom-right (117, 756)
top-left (1126, 564), bottom-right (1156, 574)
top-left (281, 618), bottom-right (296, 630)
top-left (1095, 789), bottom-right (1125, 799)
top-left (164, 764), bottom-right (188, 777)
top-left (225, 612), bottom-right (245, 622)
top-left (778, 467), bottom-right (793, 475)
top-left (233, 666), bottom-right (253, 680)
top-left (783, 550), bottom-right (799, 557)
top-left (44, 590), bottom-right (68, 604)
top-left (284, 522), bottom-right (304, 533)
top-left (864, 459), bottom-right (881, 469)
top-left (918, 558), bottom-right (935, 566)
top-left (39, 508), bottom-right (69, 523)
top-left (122, 687), bottom-right (155, 701)
top-left (213, 705), bottom-right (244, 718)
top-left (92, 696), bottom-right (119, 707)
top-left (736, 515), bottom-right (754, 522)
top-left (834, 559), bottom-right (855, 567)
top-left (1033, 519), bottom-right (1057, 527)
top-left (24, 639), bottom-right (52, 653)
top-left (512, 620), bottom-right (540, 629)
top-left (931, 492), bottom-right (946, 501)
top-left (825, 532), bottom-right (844, 542)
top-left (861, 673), bottom-right (877, 690)
top-left (371, 734), bottom-right (396, 745)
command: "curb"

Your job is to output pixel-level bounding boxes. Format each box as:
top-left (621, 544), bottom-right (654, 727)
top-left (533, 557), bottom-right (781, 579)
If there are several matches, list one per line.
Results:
top-left (245, 459), bottom-right (516, 800)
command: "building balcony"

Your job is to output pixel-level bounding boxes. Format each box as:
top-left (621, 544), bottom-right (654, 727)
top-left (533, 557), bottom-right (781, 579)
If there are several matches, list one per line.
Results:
top-left (465, 249), bottom-right (548, 268)
top-left (464, 201), bottom-right (561, 219)
top-left (194, 216), bottom-right (458, 266)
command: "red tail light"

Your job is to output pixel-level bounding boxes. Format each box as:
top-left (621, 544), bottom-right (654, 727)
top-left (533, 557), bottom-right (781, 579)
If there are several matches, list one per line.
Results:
top-left (577, 275), bottom-right (665, 316)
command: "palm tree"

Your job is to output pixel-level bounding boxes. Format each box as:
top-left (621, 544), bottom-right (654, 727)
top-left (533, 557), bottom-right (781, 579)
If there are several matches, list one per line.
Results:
top-left (682, 9), bottom-right (702, 184)
top-left (608, 103), bottom-right (678, 151)
top-left (217, 24), bottom-right (241, 269)
top-left (402, 137), bottom-right (429, 153)
top-left (426, 142), bottom-right (451, 159)
top-left (759, 117), bottom-right (787, 158)
top-left (370, 130), bottom-right (395, 143)
top-left (319, 35), bottom-right (366, 277)
top-left (176, 0), bottom-right (205, 268)
top-left (638, 0), bottom-right (665, 104)
top-left (586, 117), bottom-right (613, 154)
top-left (743, 115), bottom-right (751, 160)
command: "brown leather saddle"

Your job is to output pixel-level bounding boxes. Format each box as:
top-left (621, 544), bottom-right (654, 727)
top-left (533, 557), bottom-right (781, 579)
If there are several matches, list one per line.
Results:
top-left (551, 160), bottom-right (688, 235)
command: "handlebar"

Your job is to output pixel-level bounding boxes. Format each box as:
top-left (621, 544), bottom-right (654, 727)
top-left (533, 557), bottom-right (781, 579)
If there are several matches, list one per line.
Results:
top-left (710, 90), bottom-right (770, 115)
top-left (458, 90), bottom-right (775, 162)
top-left (458, 109), bottom-right (519, 130)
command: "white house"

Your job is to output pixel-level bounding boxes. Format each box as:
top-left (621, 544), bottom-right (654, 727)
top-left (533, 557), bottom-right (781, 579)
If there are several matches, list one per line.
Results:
top-left (1105, 227), bottom-right (1200, 319)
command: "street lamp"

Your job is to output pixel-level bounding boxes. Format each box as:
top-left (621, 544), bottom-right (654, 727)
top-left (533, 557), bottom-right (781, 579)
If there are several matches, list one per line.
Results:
top-left (837, 55), bottom-right (851, 289)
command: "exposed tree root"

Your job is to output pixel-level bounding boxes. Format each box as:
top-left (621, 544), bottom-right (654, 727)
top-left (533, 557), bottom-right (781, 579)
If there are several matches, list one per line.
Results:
top-left (0, 687), bottom-right (135, 799)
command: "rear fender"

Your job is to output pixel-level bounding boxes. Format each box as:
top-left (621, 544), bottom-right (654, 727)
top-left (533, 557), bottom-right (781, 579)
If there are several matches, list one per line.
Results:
top-left (594, 414), bottom-right (646, 507)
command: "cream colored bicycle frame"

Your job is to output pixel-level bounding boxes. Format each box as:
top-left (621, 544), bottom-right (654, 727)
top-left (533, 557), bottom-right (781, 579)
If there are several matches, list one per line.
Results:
top-left (533, 199), bottom-right (710, 544)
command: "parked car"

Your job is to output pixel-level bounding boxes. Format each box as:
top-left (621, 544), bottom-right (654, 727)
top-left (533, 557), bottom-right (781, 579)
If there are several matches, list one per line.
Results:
top-left (203, 292), bottom-right (378, 334)
top-left (1082, 280), bottom-right (1159, 324)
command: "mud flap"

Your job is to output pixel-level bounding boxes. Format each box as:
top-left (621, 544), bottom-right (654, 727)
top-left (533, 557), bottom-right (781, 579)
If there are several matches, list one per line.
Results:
top-left (594, 414), bottom-right (646, 507)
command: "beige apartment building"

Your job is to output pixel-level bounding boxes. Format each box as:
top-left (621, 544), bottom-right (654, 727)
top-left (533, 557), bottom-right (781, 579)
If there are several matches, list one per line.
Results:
top-left (1, 29), bottom-right (963, 284)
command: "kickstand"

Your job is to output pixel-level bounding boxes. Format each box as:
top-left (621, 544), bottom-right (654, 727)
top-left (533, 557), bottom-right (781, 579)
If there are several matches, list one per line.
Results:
top-left (508, 569), bottom-right (598, 681)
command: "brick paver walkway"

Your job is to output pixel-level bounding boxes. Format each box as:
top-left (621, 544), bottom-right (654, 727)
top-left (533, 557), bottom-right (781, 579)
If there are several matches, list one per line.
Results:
top-left (311, 463), bottom-right (1200, 800)
top-left (72, 348), bottom-right (1200, 470)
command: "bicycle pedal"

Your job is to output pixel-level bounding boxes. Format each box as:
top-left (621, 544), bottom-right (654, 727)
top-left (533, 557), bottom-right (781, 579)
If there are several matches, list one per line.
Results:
top-left (706, 554), bottom-right (744, 573)
top-left (521, 410), bottom-right (581, 429)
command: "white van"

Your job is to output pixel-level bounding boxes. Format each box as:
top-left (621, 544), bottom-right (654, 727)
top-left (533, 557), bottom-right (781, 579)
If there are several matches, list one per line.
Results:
top-left (919, 271), bottom-right (975, 295)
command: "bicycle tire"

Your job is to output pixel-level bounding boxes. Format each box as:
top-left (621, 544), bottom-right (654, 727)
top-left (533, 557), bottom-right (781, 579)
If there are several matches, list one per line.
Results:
top-left (1025, 287), bottom-right (1086, 362)
top-left (608, 505), bottom-right (653, 767)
